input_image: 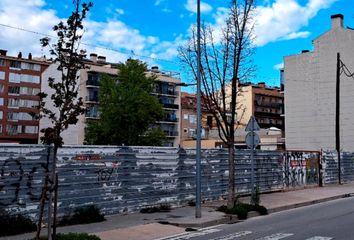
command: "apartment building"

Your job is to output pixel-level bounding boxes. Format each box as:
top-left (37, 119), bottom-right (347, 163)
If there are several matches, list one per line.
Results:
top-left (0, 50), bottom-right (49, 143)
top-left (41, 55), bottom-right (181, 147)
top-left (149, 67), bottom-right (181, 147)
top-left (284, 14), bottom-right (354, 151)
top-left (237, 82), bottom-right (284, 131)
top-left (180, 91), bottom-right (284, 149)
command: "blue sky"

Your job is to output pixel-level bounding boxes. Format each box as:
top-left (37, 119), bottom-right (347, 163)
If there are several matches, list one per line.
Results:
top-left (0, 0), bottom-right (353, 87)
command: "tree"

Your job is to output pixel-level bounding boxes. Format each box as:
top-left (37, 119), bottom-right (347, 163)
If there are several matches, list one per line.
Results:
top-left (179, 0), bottom-right (255, 208)
top-left (85, 59), bottom-right (166, 146)
top-left (36, 0), bottom-right (92, 238)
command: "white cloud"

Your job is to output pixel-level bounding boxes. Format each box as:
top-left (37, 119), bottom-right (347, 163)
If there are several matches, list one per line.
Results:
top-left (0, 0), bottom-right (183, 66)
top-left (115, 8), bottom-right (124, 15)
top-left (0, 0), bottom-right (59, 57)
top-left (254, 0), bottom-right (338, 46)
top-left (185, 0), bottom-right (212, 13)
top-left (209, 0), bottom-right (337, 46)
top-left (281, 31), bottom-right (311, 40)
top-left (273, 62), bottom-right (284, 70)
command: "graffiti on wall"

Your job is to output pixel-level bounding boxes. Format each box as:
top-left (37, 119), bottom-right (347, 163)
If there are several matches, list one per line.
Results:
top-left (0, 155), bottom-right (48, 207)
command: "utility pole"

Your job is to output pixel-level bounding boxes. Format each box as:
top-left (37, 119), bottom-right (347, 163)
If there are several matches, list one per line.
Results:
top-left (336, 52), bottom-right (341, 184)
top-left (195, 0), bottom-right (202, 218)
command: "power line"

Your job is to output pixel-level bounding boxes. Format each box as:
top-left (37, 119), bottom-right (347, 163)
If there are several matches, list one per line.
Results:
top-left (0, 23), bottom-right (177, 64)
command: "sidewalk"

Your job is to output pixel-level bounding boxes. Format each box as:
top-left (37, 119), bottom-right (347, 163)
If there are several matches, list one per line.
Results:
top-left (2, 183), bottom-right (354, 240)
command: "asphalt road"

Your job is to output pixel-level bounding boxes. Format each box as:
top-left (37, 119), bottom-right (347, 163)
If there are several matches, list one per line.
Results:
top-left (160, 196), bottom-right (354, 240)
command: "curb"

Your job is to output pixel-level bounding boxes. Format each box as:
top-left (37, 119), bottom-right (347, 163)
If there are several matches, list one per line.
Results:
top-left (267, 193), bottom-right (354, 214)
top-left (166, 193), bottom-right (354, 229)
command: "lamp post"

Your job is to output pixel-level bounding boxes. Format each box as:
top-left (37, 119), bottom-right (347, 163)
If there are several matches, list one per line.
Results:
top-left (195, 0), bottom-right (202, 218)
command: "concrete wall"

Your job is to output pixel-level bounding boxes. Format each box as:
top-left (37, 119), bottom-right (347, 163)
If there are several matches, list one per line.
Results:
top-left (284, 15), bottom-right (354, 151)
top-left (0, 145), bottom-right (324, 219)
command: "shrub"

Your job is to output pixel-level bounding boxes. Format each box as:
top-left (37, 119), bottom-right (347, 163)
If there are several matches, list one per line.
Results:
top-left (140, 204), bottom-right (171, 213)
top-left (254, 205), bottom-right (268, 215)
top-left (216, 203), bottom-right (268, 219)
top-left (232, 205), bottom-right (248, 220)
top-left (59, 205), bottom-right (105, 226)
top-left (56, 233), bottom-right (101, 240)
top-left (0, 208), bottom-right (36, 237)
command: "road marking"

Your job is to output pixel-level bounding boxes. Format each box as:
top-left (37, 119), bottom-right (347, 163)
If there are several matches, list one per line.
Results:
top-left (305, 237), bottom-right (333, 240)
top-left (255, 233), bottom-right (294, 240)
top-left (156, 228), bottom-right (221, 240)
top-left (208, 231), bottom-right (253, 240)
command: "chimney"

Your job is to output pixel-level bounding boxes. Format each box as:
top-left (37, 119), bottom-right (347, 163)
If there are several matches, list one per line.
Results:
top-left (258, 82), bottom-right (266, 88)
top-left (97, 56), bottom-right (106, 63)
top-left (0, 49), bottom-right (7, 56)
top-left (151, 66), bottom-right (159, 72)
top-left (18, 52), bottom-right (22, 58)
top-left (28, 53), bottom-right (32, 60)
top-left (90, 53), bottom-right (97, 63)
top-left (331, 14), bottom-right (344, 29)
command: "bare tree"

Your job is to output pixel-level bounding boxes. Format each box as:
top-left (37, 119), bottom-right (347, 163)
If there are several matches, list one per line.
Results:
top-left (179, 0), bottom-right (255, 208)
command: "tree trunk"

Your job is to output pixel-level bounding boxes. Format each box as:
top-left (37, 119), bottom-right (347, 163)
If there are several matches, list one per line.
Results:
top-left (227, 144), bottom-right (235, 208)
top-left (35, 175), bottom-right (49, 239)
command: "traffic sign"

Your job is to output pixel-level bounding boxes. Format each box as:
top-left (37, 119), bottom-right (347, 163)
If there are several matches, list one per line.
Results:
top-left (245, 116), bottom-right (260, 132)
top-left (245, 132), bottom-right (260, 149)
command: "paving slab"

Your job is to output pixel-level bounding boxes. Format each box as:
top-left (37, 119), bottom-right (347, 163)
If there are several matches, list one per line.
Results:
top-left (96, 223), bottom-right (185, 240)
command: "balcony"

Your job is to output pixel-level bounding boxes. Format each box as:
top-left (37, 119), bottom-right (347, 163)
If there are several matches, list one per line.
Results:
top-left (86, 80), bottom-right (100, 87)
top-left (85, 95), bottom-right (99, 102)
top-left (164, 131), bottom-right (179, 137)
top-left (162, 103), bottom-right (179, 109)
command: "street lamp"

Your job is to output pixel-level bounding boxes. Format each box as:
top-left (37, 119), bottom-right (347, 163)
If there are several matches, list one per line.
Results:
top-left (195, 0), bottom-right (202, 218)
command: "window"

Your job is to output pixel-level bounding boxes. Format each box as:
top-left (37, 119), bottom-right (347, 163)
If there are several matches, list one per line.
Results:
top-left (21, 62), bottom-right (40, 71)
top-left (20, 87), bottom-right (40, 95)
top-left (8, 86), bottom-right (20, 94)
top-left (189, 115), bottom-right (197, 124)
top-left (9, 73), bottom-right (21, 83)
top-left (19, 99), bottom-right (39, 108)
top-left (0, 84), bottom-right (3, 93)
top-left (7, 112), bottom-right (19, 121)
top-left (25, 126), bottom-right (38, 133)
top-left (207, 116), bottom-right (213, 127)
top-left (8, 98), bottom-right (19, 107)
top-left (183, 114), bottom-right (188, 120)
top-left (0, 59), bottom-right (5, 66)
top-left (19, 112), bottom-right (34, 121)
top-left (0, 71), bottom-right (5, 80)
top-left (20, 74), bottom-right (40, 84)
top-left (7, 125), bottom-right (20, 135)
top-left (0, 111), bottom-right (2, 119)
top-left (10, 61), bottom-right (21, 69)
top-left (0, 98), bottom-right (3, 106)
top-left (0, 125), bottom-right (2, 133)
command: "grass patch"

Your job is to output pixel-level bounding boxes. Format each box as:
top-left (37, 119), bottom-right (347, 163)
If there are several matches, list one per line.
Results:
top-left (59, 205), bottom-right (105, 226)
top-left (0, 208), bottom-right (36, 237)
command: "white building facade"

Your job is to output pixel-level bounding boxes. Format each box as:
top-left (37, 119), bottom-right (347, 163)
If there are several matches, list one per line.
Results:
top-left (284, 14), bottom-right (354, 151)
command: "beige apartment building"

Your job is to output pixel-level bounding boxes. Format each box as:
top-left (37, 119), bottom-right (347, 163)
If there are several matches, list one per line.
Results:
top-left (180, 83), bottom-right (284, 150)
top-left (284, 14), bottom-right (354, 151)
top-left (40, 54), bottom-right (181, 147)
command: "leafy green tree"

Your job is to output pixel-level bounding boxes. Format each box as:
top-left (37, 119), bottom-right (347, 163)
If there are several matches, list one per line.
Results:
top-left (36, 0), bottom-right (92, 238)
top-left (85, 59), bottom-right (166, 146)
